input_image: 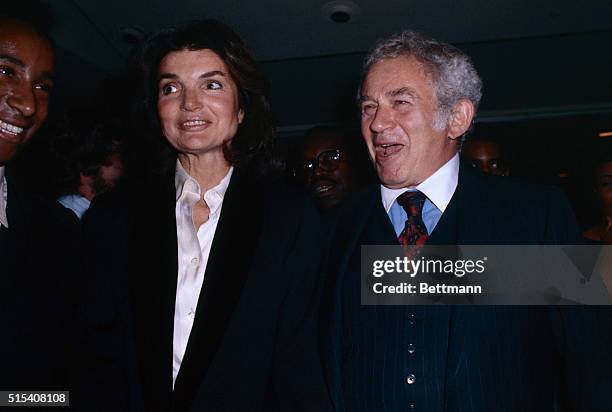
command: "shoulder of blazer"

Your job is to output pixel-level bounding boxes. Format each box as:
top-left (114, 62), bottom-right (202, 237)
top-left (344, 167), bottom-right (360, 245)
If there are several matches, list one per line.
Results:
top-left (456, 163), bottom-right (582, 244)
top-left (6, 171), bottom-right (79, 246)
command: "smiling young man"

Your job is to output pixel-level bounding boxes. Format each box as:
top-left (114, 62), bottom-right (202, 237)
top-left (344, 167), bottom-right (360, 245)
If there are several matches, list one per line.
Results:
top-left (0, 19), bottom-right (53, 165)
top-left (320, 30), bottom-right (612, 411)
top-left (0, 10), bottom-right (80, 393)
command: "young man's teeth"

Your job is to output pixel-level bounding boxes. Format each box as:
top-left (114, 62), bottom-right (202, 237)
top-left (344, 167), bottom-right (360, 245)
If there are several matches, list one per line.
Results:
top-left (0, 120), bottom-right (23, 135)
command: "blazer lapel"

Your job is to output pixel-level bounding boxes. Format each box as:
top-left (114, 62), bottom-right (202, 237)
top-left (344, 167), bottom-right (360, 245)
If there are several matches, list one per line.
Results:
top-left (321, 186), bottom-right (396, 410)
top-left (173, 169), bottom-right (264, 409)
top-left (130, 171), bottom-right (178, 411)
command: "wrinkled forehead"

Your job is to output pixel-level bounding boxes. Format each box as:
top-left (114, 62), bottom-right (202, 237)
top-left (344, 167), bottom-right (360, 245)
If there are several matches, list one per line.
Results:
top-left (360, 56), bottom-right (434, 100)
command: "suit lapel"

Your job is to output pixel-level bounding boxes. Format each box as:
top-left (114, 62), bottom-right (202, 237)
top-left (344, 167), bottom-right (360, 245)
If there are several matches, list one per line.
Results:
top-left (321, 186), bottom-right (397, 410)
top-left (173, 168), bottom-right (264, 409)
top-left (130, 171), bottom-right (178, 411)
top-left (363, 189), bottom-right (398, 245)
top-left (0, 176), bottom-right (27, 303)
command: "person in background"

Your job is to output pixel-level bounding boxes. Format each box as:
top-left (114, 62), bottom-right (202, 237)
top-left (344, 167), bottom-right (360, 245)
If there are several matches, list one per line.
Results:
top-left (55, 122), bottom-right (124, 219)
top-left (294, 125), bottom-right (370, 212)
top-left (0, 3), bottom-right (80, 392)
top-left (462, 137), bottom-right (510, 176)
top-left (584, 147), bottom-right (612, 244)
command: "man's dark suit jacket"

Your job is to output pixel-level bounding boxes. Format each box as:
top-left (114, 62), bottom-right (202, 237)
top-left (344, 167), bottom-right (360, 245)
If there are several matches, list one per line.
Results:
top-left (80, 167), bottom-right (332, 411)
top-left (321, 164), bottom-right (612, 412)
top-left (0, 173), bottom-right (80, 392)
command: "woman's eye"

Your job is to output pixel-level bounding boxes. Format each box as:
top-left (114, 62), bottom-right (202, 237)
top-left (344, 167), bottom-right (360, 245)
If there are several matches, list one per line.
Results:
top-left (206, 80), bottom-right (222, 90)
top-left (161, 84), bottom-right (178, 95)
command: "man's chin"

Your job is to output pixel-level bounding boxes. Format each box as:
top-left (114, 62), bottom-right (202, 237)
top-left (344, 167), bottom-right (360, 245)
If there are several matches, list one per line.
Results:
top-left (315, 195), bottom-right (342, 211)
top-left (313, 187), bottom-right (345, 210)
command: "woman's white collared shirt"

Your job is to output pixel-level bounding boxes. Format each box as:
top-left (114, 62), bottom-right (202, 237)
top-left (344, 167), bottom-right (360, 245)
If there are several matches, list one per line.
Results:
top-left (172, 160), bottom-right (233, 386)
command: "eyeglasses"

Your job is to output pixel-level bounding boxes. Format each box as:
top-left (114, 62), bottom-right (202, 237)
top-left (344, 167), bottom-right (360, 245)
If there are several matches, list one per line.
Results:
top-left (299, 149), bottom-right (341, 174)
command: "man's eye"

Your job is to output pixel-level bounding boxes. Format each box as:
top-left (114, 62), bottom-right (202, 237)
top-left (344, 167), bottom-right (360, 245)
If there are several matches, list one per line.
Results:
top-left (0, 66), bottom-right (14, 77)
top-left (302, 161), bottom-right (315, 171)
top-left (394, 100), bottom-right (411, 108)
top-left (361, 104), bottom-right (376, 116)
top-left (161, 84), bottom-right (178, 95)
top-left (34, 82), bottom-right (52, 93)
top-left (327, 152), bottom-right (341, 162)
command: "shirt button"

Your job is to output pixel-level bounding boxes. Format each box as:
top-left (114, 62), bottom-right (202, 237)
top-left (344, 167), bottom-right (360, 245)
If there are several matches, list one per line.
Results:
top-left (188, 311), bottom-right (195, 321)
top-left (409, 404), bottom-right (415, 409)
top-left (408, 344), bottom-right (415, 354)
top-left (409, 313), bottom-right (416, 325)
top-left (406, 374), bottom-right (416, 385)
top-left (191, 257), bottom-right (199, 265)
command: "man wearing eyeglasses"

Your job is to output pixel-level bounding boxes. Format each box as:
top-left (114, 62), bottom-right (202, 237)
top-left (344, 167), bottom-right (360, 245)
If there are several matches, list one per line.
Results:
top-left (295, 126), bottom-right (370, 212)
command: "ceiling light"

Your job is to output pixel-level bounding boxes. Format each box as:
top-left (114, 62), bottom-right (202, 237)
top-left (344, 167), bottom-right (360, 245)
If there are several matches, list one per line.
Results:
top-left (322, 0), bottom-right (361, 24)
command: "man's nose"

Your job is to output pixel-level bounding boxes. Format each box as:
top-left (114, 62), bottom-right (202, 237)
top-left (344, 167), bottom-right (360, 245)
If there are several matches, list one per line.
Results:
top-left (7, 83), bottom-right (36, 117)
top-left (312, 163), bottom-right (326, 177)
top-left (369, 106), bottom-right (394, 133)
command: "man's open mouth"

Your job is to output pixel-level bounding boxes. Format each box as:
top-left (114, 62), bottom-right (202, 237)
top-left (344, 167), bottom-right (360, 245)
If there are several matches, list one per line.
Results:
top-left (375, 143), bottom-right (403, 157)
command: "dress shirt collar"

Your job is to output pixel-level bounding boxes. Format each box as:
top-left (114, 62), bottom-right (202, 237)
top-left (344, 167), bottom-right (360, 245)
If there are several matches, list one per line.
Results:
top-left (381, 152), bottom-right (459, 213)
top-left (174, 160), bottom-right (233, 213)
top-left (0, 166), bottom-right (7, 227)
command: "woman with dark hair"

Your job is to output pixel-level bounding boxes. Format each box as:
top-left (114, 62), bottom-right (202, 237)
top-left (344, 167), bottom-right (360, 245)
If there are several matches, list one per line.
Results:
top-left (80, 20), bottom-right (330, 412)
top-left (137, 19), bottom-right (275, 177)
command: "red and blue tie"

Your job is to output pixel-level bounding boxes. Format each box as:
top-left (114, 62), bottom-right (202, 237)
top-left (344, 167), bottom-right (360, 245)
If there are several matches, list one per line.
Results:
top-left (397, 190), bottom-right (429, 246)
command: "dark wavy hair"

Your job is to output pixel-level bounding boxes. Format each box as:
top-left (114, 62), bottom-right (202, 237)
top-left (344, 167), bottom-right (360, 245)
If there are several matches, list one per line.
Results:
top-left (137, 19), bottom-right (274, 175)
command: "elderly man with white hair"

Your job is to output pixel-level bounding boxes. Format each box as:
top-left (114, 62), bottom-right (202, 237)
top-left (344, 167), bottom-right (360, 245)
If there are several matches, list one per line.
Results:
top-left (319, 29), bottom-right (611, 412)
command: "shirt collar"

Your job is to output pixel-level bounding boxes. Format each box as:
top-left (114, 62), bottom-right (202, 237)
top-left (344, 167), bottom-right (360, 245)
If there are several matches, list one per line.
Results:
top-left (381, 153), bottom-right (459, 213)
top-left (174, 160), bottom-right (233, 205)
top-left (0, 166), bottom-right (7, 228)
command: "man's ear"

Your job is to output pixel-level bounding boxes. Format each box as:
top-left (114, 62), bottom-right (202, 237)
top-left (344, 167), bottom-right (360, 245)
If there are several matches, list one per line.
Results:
top-left (238, 108), bottom-right (245, 124)
top-left (447, 99), bottom-right (475, 140)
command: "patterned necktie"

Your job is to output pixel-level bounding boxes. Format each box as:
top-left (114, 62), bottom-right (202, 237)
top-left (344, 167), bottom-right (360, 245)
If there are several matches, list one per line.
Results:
top-left (397, 190), bottom-right (429, 246)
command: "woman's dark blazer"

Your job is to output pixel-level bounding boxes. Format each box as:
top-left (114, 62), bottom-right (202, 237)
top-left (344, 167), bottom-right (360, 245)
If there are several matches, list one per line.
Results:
top-left (77, 166), bottom-right (332, 412)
